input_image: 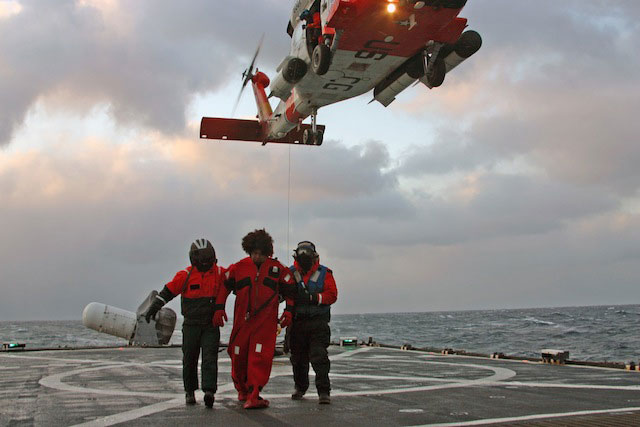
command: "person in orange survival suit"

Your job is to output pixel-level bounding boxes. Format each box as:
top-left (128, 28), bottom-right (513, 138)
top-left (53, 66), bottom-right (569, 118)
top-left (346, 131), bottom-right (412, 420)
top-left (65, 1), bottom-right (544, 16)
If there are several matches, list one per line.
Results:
top-left (144, 238), bottom-right (224, 408)
top-left (213, 229), bottom-right (297, 409)
top-left (287, 241), bottom-right (337, 404)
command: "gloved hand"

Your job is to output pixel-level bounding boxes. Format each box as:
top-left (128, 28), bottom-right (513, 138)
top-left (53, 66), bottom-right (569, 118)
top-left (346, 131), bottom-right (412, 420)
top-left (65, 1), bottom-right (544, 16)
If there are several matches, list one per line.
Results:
top-left (279, 311), bottom-right (293, 327)
top-left (213, 310), bottom-right (228, 327)
top-left (144, 306), bottom-right (159, 323)
top-left (310, 293), bottom-right (319, 305)
top-left (296, 286), bottom-right (311, 304)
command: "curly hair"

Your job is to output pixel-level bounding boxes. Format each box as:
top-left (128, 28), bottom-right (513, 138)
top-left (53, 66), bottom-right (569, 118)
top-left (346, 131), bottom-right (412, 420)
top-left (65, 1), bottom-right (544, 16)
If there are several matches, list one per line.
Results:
top-left (241, 229), bottom-right (274, 256)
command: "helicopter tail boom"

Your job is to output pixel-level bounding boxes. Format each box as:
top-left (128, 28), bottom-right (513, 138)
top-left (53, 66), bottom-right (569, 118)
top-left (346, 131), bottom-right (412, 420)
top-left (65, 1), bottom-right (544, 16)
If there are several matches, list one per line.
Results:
top-left (200, 117), bottom-right (324, 146)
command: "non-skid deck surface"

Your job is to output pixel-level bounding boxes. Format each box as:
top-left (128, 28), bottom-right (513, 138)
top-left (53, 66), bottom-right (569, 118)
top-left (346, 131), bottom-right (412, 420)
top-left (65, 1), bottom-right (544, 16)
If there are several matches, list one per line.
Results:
top-left (2, 345), bottom-right (640, 426)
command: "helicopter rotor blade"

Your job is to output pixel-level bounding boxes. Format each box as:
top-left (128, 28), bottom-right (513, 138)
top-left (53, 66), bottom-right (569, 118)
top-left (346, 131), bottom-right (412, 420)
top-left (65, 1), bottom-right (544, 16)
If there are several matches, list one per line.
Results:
top-left (231, 34), bottom-right (264, 117)
top-left (246, 34), bottom-right (264, 80)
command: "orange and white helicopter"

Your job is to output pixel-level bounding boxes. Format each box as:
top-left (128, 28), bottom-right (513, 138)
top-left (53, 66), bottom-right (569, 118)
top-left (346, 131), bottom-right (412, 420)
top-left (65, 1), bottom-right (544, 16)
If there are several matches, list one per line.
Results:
top-left (200, 0), bottom-right (481, 146)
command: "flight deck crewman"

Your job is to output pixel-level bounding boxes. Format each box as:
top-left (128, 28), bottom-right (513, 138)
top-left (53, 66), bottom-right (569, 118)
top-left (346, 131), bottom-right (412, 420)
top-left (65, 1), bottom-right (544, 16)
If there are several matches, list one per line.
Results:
top-left (144, 239), bottom-right (224, 408)
top-left (213, 229), bottom-right (297, 409)
top-left (288, 241), bottom-right (338, 404)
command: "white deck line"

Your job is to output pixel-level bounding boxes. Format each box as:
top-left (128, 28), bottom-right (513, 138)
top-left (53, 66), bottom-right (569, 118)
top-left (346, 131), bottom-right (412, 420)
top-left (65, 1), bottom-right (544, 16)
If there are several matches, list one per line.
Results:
top-left (487, 380), bottom-right (640, 391)
top-left (71, 383), bottom-right (238, 427)
top-left (418, 406), bottom-right (640, 427)
top-left (0, 353), bottom-right (124, 365)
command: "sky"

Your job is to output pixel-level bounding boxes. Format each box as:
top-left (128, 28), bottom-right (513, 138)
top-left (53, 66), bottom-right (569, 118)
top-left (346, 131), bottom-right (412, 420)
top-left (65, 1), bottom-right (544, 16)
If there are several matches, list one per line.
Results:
top-left (1, 0), bottom-right (639, 321)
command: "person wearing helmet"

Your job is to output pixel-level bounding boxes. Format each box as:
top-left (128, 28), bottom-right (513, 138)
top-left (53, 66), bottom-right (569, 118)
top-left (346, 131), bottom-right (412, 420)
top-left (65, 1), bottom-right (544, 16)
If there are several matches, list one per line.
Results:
top-left (144, 238), bottom-right (224, 408)
top-left (213, 229), bottom-right (297, 409)
top-left (287, 240), bottom-right (337, 404)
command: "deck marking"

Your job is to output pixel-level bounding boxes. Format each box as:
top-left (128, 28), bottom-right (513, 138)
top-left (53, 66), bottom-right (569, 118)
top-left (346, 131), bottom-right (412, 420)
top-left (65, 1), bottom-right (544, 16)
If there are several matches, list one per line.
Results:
top-left (418, 406), bottom-right (640, 426)
top-left (329, 346), bottom-right (372, 360)
top-left (70, 398), bottom-right (184, 427)
top-left (330, 373), bottom-right (461, 383)
top-left (261, 362), bottom-right (516, 398)
top-left (71, 383), bottom-right (238, 427)
top-left (1, 354), bottom-right (121, 364)
top-left (34, 346), bottom-right (640, 424)
top-left (40, 365), bottom-right (179, 398)
top-left (490, 380), bottom-right (640, 391)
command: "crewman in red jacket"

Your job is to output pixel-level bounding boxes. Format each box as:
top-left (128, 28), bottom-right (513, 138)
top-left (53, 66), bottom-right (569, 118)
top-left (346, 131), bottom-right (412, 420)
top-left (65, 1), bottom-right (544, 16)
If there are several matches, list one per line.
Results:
top-left (213, 229), bottom-right (296, 409)
top-left (144, 239), bottom-right (224, 408)
top-left (288, 241), bottom-right (337, 404)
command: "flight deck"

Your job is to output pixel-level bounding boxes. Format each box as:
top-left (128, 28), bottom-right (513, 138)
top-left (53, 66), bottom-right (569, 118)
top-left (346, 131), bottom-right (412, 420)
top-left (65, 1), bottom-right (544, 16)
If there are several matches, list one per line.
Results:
top-left (2, 345), bottom-right (640, 426)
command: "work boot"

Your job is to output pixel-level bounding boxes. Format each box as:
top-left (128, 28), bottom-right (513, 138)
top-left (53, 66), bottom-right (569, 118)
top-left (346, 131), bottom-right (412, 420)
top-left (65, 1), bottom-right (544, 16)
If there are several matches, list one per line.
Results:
top-left (243, 389), bottom-right (270, 409)
top-left (318, 393), bottom-right (331, 405)
top-left (185, 392), bottom-right (196, 405)
top-left (291, 389), bottom-right (305, 400)
top-left (204, 391), bottom-right (215, 408)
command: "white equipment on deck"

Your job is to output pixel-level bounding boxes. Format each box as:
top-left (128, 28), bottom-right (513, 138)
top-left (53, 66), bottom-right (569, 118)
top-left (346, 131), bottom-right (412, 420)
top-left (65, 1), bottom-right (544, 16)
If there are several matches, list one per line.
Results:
top-left (82, 291), bottom-right (176, 346)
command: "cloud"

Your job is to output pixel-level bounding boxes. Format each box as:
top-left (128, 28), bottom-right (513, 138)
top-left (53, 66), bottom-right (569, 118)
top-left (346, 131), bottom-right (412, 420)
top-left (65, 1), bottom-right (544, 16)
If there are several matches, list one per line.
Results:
top-left (0, 1), bottom-right (22, 19)
top-left (0, 0), bottom-right (291, 145)
top-left (0, 124), bottom-right (638, 319)
top-left (1, 1), bottom-right (640, 321)
top-left (395, 0), bottom-right (640, 196)
top-left (0, 129), bottom-right (405, 318)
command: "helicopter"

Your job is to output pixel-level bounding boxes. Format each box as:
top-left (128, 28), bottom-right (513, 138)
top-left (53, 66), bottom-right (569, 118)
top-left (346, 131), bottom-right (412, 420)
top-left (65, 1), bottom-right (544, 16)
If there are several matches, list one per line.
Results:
top-left (200, 0), bottom-right (481, 146)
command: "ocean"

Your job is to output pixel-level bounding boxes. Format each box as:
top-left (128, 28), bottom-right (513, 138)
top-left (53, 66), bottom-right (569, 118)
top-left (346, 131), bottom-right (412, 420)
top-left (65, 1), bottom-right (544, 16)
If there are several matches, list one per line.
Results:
top-left (1, 304), bottom-right (638, 363)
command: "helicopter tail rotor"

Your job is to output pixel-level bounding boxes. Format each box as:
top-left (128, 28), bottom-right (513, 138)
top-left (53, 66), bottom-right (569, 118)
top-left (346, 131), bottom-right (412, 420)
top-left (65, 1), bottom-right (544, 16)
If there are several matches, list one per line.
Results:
top-left (231, 35), bottom-right (264, 117)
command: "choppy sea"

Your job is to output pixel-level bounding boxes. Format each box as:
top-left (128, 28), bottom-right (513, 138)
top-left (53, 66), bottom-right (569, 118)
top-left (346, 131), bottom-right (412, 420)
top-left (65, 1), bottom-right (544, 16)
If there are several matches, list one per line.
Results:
top-left (1, 305), bottom-right (638, 363)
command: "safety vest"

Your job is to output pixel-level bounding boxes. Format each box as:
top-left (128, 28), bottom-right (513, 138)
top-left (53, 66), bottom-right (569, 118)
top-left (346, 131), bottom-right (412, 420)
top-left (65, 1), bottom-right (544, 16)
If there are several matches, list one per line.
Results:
top-left (159, 265), bottom-right (223, 325)
top-left (290, 265), bottom-right (330, 317)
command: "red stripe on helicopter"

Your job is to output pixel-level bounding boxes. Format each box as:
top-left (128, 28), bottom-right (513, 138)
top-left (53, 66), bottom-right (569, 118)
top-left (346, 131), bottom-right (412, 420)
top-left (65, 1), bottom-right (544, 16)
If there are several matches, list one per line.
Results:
top-left (285, 92), bottom-right (306, 124)
top-left (326, 0), bottom-right (466, 58)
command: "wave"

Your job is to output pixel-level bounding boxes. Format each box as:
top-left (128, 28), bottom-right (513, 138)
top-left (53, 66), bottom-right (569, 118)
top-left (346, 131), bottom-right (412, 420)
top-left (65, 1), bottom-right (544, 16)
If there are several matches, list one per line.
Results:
top-left (523, 317), bottom-right (555, 326)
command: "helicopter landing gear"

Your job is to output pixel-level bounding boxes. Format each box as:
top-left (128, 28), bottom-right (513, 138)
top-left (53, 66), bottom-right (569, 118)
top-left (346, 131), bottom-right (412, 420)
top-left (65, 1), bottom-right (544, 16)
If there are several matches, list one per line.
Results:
top-left (303, 109), bottom-right (323, 145)
top-left (312, 44), bottom-right (331, 76)
top-left (423, 43), bottom-right (446, 88)
top-left (426, 57), bottom-right (446, 88)
top-left (303, 128), bottom-right (323, 146)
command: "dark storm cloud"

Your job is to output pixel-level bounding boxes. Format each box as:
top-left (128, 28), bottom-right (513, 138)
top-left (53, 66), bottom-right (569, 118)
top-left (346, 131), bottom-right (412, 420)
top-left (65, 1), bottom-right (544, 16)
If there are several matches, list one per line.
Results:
top-left (0, 136), bottom-right (408, 319)
top-left (0, 0), bottom-right (290, 145)
top-left (289, 172), bottom-right (617, 249)
top-left (0, 132), bottom-right (636, 320)
top-left (289, 141), bottom-right (398, 198)
top-left (401, 0), bottom-right (640, 195)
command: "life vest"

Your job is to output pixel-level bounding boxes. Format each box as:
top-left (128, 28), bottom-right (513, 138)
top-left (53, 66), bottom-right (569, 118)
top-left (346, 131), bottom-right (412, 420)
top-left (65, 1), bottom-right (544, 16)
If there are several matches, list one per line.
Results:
top-left (290, 264), bottom-right (330, 317)
top-left (160, 265), bottom-right (223, 325)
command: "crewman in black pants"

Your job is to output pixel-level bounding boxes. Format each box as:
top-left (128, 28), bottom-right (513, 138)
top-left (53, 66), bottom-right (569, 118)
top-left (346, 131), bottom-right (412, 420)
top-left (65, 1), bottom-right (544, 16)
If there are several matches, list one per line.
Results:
top-left (288, 241), bottom-right (338, 404)
top-left (144, 239), bottom-right (224, 408)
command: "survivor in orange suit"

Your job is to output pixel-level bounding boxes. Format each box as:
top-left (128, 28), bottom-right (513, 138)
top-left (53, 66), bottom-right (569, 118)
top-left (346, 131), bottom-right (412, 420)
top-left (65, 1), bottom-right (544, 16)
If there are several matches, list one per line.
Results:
top-left (213, 229), bottom-right (296, 409)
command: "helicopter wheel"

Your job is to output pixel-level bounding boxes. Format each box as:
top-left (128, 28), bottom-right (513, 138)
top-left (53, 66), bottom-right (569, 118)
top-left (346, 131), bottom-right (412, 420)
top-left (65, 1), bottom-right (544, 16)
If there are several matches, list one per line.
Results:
top-left (302, 128), bottom-right (323, 146)
top-left (427, 58), bottom-right (446, 88)
top-left (312, 44), bottom-right (331, 75)
top-left (302, 128), bottom-right (313, 145)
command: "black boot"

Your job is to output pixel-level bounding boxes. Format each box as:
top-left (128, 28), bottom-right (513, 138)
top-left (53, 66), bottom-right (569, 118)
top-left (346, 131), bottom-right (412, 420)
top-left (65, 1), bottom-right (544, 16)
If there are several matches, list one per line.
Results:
top-left (318, 393), bottom-right (330, 404)
top-left (185, 392), bottom-right (196, 405)
top-left (291, 389), bottom-right (305, 400)
top-left (204, 391), bottom-right (215, 408)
